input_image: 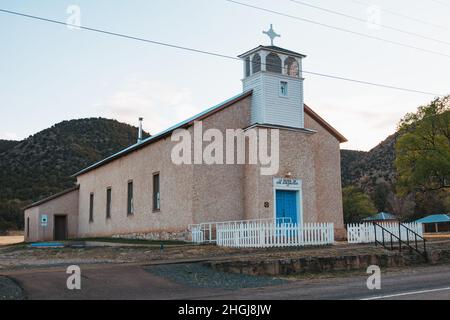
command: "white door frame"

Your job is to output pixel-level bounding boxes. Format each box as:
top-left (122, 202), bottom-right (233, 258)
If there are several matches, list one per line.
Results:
top-left (272, 178), bottom-right (303, 225)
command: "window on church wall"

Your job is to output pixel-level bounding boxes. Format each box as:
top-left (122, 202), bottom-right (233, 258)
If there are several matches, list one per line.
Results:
top-left (266, 53), bottom-right (282, 74)
top-left (153, 173), bottom-right (160, 211)
top-left (285, 57), bottom-right (299, 77)
top-left (89, 193), bottom-right (94, 223)
top-left (252, 54), bottom-right (261, 73)
top-left (280, 81), bottom-right (288, 97)
top-left (127, 181), bottom-right (134, 216)
top-left (106, 187), bottom-right (112, 219)
top-left (245, 57), bottom-right (251, 77)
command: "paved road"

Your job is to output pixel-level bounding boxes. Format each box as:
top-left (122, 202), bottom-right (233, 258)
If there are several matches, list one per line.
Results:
top-left (3, 263), bottom-right (450, 300)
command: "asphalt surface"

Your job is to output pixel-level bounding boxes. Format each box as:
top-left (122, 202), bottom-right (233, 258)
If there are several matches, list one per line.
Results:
top-left (2, 262), bottom-right (450, 300)
top-left (145, 263), bottom-right (285, 289)
top-left (0, 276), bottom-right (24, 300)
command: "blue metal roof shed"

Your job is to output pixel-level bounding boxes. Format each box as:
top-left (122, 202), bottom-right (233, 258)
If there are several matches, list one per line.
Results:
top-left (415, 214), bottom-right (450, 233)
top-left (362, 212), bottom-right (398, 222)
top-left (414, 214), bottom-right (450, 224)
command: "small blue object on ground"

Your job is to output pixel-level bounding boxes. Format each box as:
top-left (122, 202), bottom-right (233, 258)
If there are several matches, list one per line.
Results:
top-left (29, 242), bottom-right (65, 248)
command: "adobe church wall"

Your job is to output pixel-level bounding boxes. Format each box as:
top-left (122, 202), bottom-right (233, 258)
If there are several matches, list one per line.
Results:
top-left (243, 112), bottom-right (345, 240)
top-left (24, 189), bottom-right (79, 242)
top-left (76, 132), bottom-right (195, 239)
top-left (192, 96), bottom-right (252, 224)
top-left (244, 127), bottom-right (317, 222)
top-left (75, 96), bottom-right (252, 239)
top-left (305, 113), bottom-right (346, 239)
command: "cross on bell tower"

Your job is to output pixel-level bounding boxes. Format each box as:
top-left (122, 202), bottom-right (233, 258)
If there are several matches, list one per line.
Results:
top-left (239, 26), bottom-right (307, 129)
top-left (263, 24), bottom-right (281, 46)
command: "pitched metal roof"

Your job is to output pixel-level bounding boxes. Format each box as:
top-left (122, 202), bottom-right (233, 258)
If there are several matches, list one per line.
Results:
top-left (363, 212), bottom-right (398, 221)
top-left (415, 214), bottom-right (450, 224)
top-left (72, 91), bottom-right (347, 177)
top-left (304, 104), bottom-right (347, 143)
top-left (73, 90), bottom-right (253, 177)
top-left (23, 185), bottom-right (80, 210)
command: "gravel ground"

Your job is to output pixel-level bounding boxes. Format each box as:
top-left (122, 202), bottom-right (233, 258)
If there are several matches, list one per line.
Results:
top-left (145, 263), bottom-right (285, 289)
top-left (0, 276), bottom-right (24, 300)
top-left (0, 243), bottom-right (398, 271)
top-left (2, 241), bottom-right (448, 271)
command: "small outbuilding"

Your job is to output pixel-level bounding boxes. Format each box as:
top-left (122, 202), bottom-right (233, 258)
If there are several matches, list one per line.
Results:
top-left (23, 186), bottom-right (79, 242)
top-left (362, 212), bottom-right (398, 223)
top-left (415, 214), bottom-right (450, 233)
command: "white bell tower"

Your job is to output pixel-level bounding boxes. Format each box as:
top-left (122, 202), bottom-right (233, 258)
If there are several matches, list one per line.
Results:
top-left (239, 25), bottom-right (306, 129)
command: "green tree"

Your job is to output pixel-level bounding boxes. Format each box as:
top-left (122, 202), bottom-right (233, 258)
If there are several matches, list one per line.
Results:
top-left (342, 186), bottom-right (377, 223)
top-left (371, 182), bottom-right (391, 212)
top-left (396, 96), bottom-right (450, 194)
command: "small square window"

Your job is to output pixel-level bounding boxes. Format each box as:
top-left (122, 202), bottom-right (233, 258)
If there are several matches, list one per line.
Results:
top-left (280, 81), bottom-right (288, 97)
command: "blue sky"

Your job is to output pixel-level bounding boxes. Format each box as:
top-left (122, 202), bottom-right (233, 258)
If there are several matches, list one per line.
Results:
top-left (0, 0), bottom-right (449, 150)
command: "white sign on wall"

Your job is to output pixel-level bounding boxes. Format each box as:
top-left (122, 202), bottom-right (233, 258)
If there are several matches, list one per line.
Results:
top-left (41, 214), bottom-right (48, 227)
top-left (274, 178), bottom-right (301, 190)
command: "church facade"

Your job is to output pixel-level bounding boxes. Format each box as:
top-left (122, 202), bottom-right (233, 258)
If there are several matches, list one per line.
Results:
top-left (24, 40), bottom-right (347, 242)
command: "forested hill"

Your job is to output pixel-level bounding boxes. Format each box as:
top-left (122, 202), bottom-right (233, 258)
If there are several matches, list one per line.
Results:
top-left (341, 133), bottom-right (398, 192)
top-left (0, 118), bottom-right (149, 232)
top-left (0, 140), bottom-right (19, 154)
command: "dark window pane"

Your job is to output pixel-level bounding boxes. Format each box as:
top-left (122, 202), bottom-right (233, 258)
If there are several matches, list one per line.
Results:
top-left (127, 181), bottom-right (134, 215)
top-left (153, 173), bottom-right (160, 211)
top-left (89, 193), bottom-right (94, 223)
top-left (106, 188), bottom-right (112, 219)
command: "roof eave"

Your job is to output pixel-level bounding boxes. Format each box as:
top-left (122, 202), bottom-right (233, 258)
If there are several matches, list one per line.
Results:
top-left (304, 104), bottom-right (348, 143)
top-left (72, 90), bottom-right (254, 178)
top-left (23, 185), bottom-right (80, 210)
top-left (238, 46), bottom-right (307, 59)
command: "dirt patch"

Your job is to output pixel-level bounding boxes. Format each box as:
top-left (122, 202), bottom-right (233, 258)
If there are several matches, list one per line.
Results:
top-left (0, 236), bottom-right (24, 246)
top-left (0, 245), bottom-right (254, 271)
top-left (2, 241), bottom-right (447, 272)
top-left (0, 242), bottom-right (381, 271)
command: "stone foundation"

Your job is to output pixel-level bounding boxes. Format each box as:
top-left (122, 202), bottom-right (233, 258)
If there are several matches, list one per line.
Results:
top-left (112, 229), bottom-right (190, 242)
top-left (206, 252), bottom-right (424, 276)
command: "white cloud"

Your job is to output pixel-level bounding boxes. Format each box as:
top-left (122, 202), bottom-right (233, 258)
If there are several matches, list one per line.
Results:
top-left (0, 132), bottom-right (19, 140)
top-left (96, 80), bottom-right (200, 135)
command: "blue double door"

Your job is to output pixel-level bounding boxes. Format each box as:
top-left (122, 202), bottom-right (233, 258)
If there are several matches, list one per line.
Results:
top-left (276, 190), bottom-right (299, 224)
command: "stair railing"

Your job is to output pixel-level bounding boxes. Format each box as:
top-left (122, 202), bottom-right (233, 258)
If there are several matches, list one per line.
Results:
top-left (373, 222), bottom-right (427, 260)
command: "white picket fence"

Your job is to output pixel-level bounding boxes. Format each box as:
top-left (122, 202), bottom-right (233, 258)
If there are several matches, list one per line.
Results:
top-left (189, 217), bottom-right (292, 244)
top-left (347, 222), bottom-right (423, 244)
top-left (190, 225), bottom-right (204, 244)
top-left (216, 222), bottom-right (334, 248)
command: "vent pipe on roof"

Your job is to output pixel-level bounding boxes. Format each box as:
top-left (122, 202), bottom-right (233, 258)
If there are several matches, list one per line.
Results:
top-left (138, 117), bottom-right (143, 143)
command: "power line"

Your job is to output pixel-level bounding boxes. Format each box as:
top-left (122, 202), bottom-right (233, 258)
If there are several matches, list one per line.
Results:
top-left (289, 0), bottom-right (450, 47)
top-left (223, 0), bottom-right (450, 59)
top-left (429, 0), bottom-right (450, 8)
top-left (0, 9), bottom-right (235, 61)
top-left (347, 0), bottom-right (450, 32)
top-left (0, 8), bottom-right (445, 97)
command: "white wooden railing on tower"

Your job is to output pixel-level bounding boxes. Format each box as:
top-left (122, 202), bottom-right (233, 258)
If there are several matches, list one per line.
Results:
top-left (347, 222), bottom-right (423, 244)
top-left (189, 219), bottom-right (334, 248)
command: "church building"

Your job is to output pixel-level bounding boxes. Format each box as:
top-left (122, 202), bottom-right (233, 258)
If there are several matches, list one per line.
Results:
top-left (24, 27), bottom-right (347, 242)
